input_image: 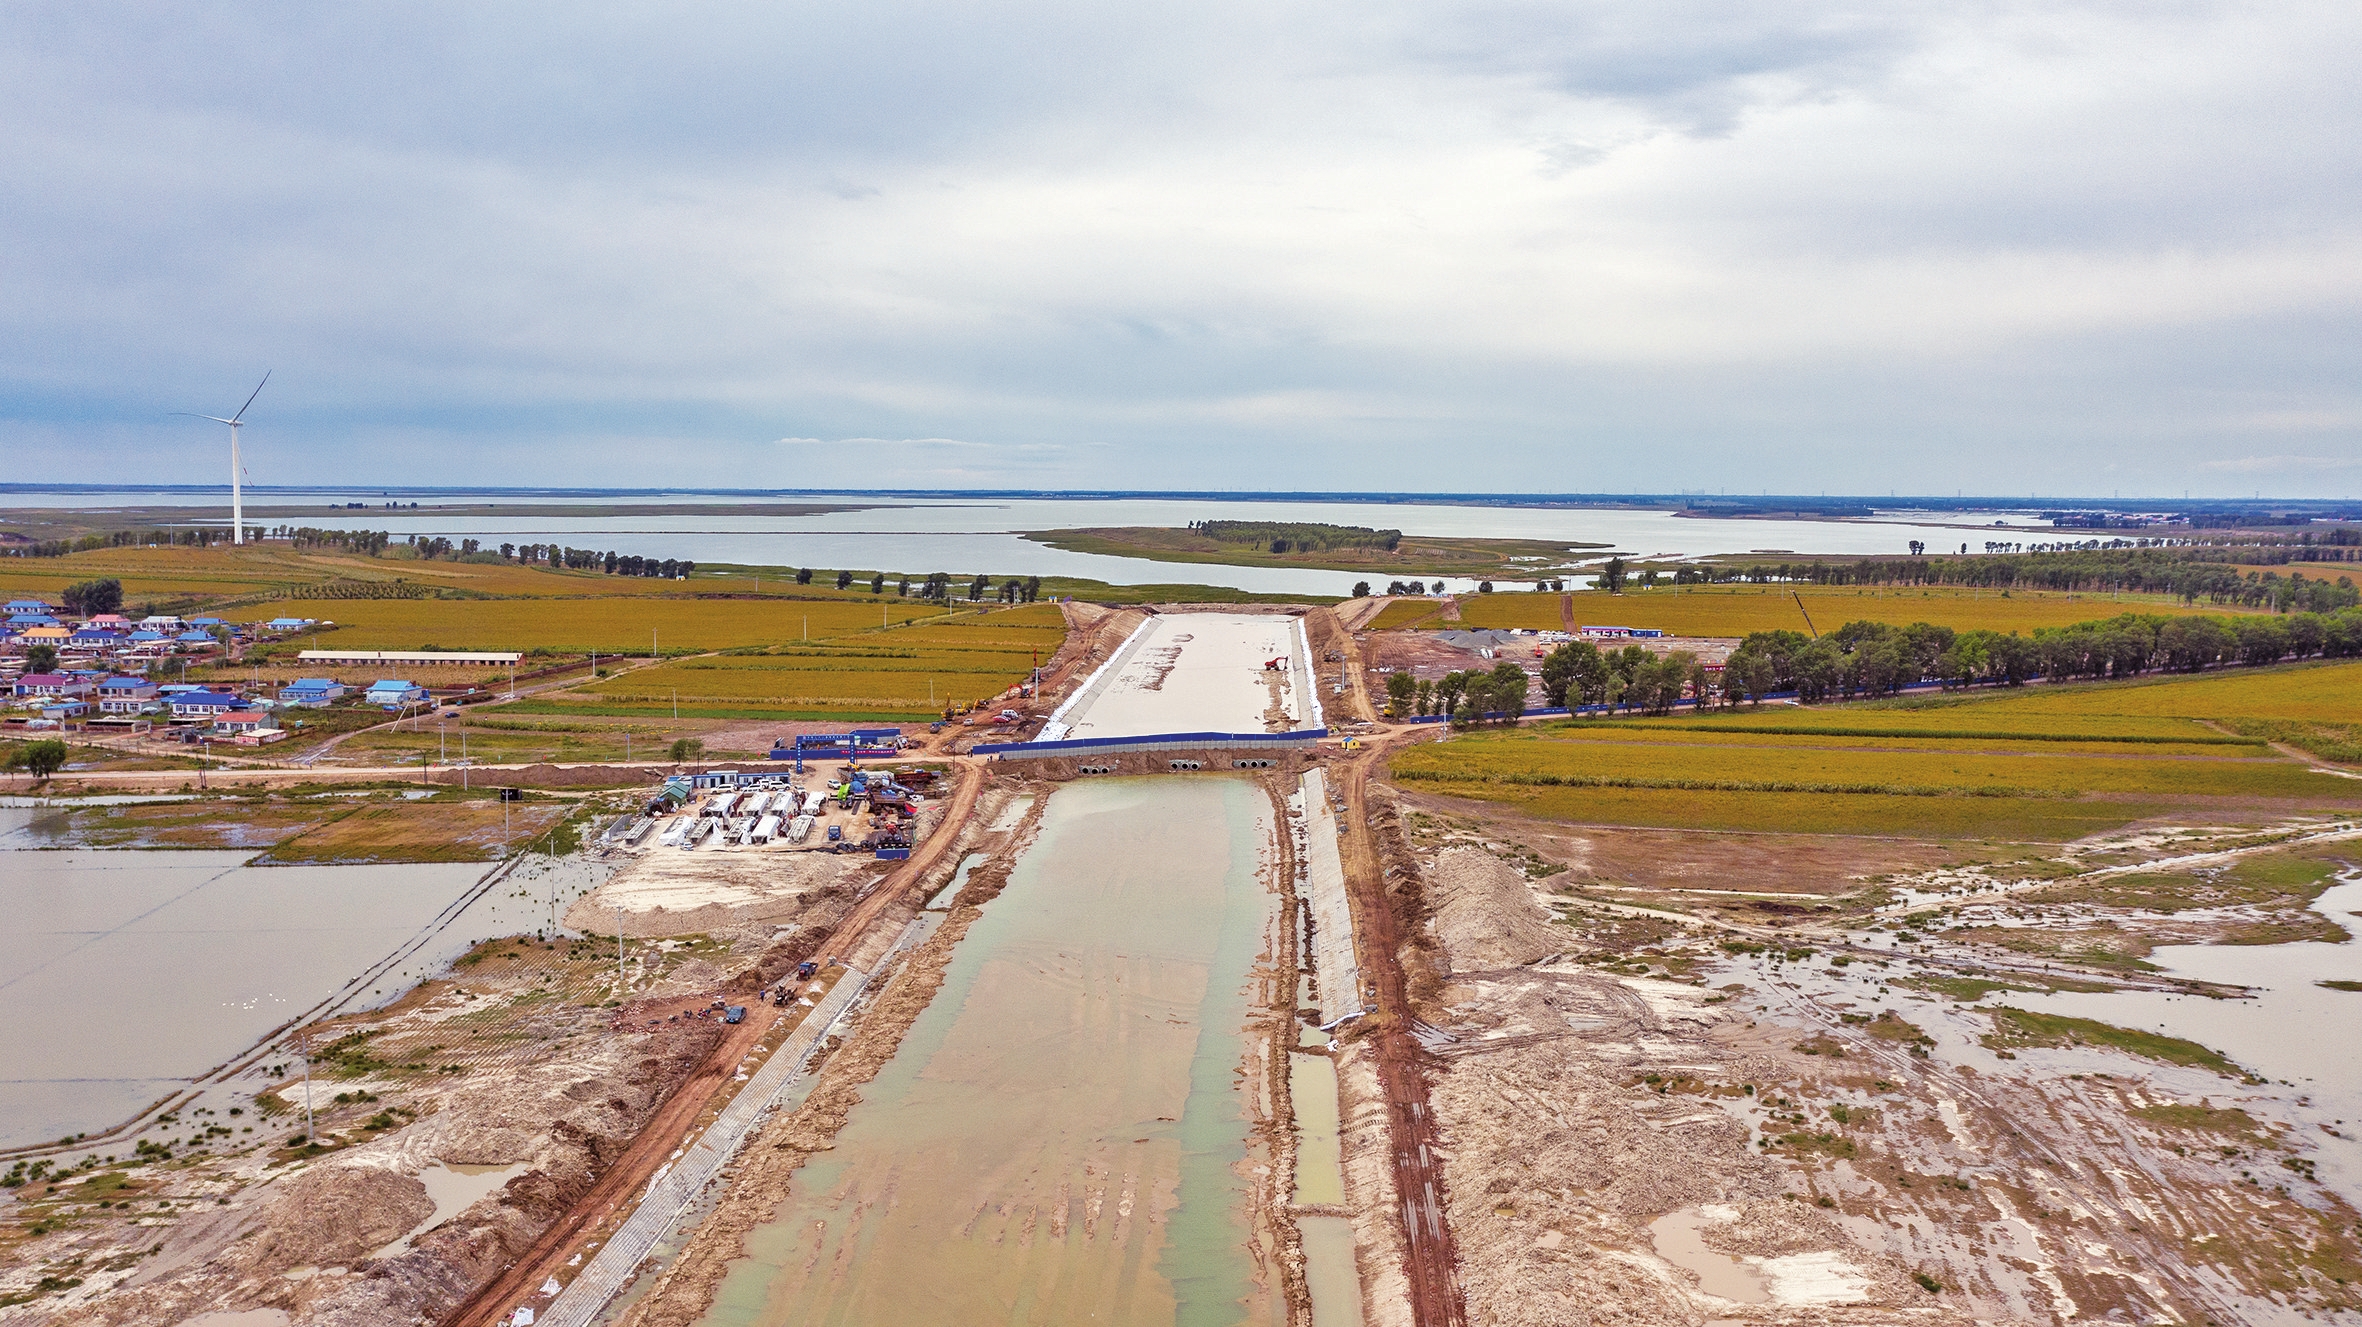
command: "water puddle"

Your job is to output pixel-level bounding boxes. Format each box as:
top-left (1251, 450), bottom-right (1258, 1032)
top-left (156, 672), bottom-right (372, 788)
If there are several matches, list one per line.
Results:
top-left (925, 852), bottom-right (990, 910)
top-left (699, 778), bottom-right (1282, 1327)
top-left (372, 1160), bottom-right (528, 1259)
top-left (1649, 1207), bottom-right (1769, 1303)
top-left (2002, 875), bottom-right (2362, 1116)
top-left (985, 794), bottom-right (1035, 833)
top-left (1291, 1054), bottom-right (1345, 1207)
top-left (1299, 1214), bottom-right (1364, 1327)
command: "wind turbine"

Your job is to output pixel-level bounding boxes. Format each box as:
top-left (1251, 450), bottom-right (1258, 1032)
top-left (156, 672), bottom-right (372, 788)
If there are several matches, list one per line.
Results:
top-left (177, 372), bottom-right (269, 545)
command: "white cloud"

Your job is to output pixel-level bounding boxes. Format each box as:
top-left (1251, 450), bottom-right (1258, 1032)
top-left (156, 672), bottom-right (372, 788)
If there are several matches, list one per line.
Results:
top-left (0, 0), bottom-right (2357, 496)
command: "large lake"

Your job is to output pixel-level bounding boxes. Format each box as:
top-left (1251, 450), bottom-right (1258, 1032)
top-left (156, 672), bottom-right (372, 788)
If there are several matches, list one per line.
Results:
top-left (5, 489), bottom-right (2053, 596)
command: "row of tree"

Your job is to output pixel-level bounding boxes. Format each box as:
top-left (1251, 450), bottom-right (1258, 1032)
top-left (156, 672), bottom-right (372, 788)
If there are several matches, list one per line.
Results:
top-left (2, 527), bottom-right (263, 558)
top-left (789, 569), bottom-right (1047, 603)
top-left (1383, 602), bottom-right (2362, 722)
top-left (275, 527), bottom-right (393, 554)
top-left (1194, 520), bottom-right (1402, 554)
top-left (1696, 550), bottom-right (2359, 609)
top-left (1722, 606), bottom-right (2362, 702)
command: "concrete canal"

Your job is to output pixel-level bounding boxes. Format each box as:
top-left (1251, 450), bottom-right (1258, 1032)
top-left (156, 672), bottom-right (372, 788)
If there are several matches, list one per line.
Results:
top-left (699, 776), bottom-right (1291, 1326)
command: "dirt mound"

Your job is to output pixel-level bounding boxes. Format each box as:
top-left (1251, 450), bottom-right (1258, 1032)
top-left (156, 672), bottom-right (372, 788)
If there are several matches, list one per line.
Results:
top-left (1429, 846), bottom-right (1561, 971)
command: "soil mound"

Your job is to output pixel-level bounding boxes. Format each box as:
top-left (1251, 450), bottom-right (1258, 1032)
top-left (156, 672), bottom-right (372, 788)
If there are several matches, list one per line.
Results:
top-left (1429, 846), bottom-right (1560, 971)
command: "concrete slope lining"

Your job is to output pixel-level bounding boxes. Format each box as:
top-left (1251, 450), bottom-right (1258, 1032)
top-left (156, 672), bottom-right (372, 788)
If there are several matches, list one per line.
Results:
top-left (531, 946), bottom-right (888, 1327)
top-left (1298, 768), bottom-right (1361, 1027)
top-left (1039, 616), bottom-right (1158, 743)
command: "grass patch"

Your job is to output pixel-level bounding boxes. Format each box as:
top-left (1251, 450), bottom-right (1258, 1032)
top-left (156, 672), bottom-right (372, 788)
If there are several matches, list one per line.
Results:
top-left (1895, 974), bottom-right (2120, 1001)
top-left (2130, 1103), bottom-right (2266, 1136)
top-left (1981, 1007), bottom-right (2250, 1078)
top-left (258, 799), bottom-right (568, 864)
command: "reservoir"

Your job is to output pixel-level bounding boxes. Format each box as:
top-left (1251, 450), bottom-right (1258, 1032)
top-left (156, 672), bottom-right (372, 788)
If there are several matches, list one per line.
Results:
top-left (699, 777), bottom-right (1286, 1327)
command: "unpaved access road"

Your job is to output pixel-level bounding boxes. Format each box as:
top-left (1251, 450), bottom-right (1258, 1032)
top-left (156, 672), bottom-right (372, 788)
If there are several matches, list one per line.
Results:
top-left (1337, 734), bottom-right (1470, 1327)
top-left (439, 993), bottom-right (795, 1327)
top-left (436, 759), bottom-right (981, 1327)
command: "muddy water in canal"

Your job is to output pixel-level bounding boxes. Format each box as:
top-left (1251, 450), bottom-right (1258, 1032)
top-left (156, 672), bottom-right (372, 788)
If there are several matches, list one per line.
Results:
top-left (701, 777), bottom-right (1284, 1327)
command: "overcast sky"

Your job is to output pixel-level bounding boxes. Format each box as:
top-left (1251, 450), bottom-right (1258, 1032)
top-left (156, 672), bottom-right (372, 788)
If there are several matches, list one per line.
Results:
top-left (3, 1), bottom-right (2358, 497)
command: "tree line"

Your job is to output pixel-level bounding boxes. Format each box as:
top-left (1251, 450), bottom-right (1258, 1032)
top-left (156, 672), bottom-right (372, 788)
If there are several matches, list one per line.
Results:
top-left (789, 569), bottom-right (1045, 603)
top-left (1381, 602), bottom-right (2362, 722)
top-left (1691, 549), bottom-right (2359, 608)
top-left (2, 527), bottom-right (266, 557)
top-left (1193, 520), bottom-right (1402, 554)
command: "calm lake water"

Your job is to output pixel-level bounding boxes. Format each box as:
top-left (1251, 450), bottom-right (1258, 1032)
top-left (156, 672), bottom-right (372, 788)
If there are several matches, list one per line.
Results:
top-left (0, 807), bottom-right (579, 1149)
top-left (699, 777), bottom-right (1283, 1327)
top-left (9, 489), bottom-right (2049, 596)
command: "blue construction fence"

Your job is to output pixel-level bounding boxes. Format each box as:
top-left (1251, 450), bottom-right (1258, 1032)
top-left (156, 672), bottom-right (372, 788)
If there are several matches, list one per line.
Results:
top-left (973, 729), bottom-right (1329, 758)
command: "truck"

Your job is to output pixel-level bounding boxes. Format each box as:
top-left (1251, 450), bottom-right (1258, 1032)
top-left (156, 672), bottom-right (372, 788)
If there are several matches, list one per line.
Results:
top-left (826, 824), bottom-right (843, 843)
top-left (751, 813), bottom-right (782, 844)
top-left (800, 790), bottom-right (826, 816)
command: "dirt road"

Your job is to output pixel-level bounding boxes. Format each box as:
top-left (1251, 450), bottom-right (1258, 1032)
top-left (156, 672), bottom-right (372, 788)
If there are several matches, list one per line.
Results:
top-left (1335, 740), bottom-right (1468, 1327)
top-left (436, 758), bottom-right (982, 1327)
top-left (439, 996), bottom-right (788, 1327)
top-left (819, 757), bottom-right (982, 967)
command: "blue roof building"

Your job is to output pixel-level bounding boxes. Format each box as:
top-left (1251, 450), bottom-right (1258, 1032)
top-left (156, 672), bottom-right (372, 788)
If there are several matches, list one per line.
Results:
top-left (364, 680), bottom-right (429, 706)
top-left (278, 678), bottom-right (347, 707)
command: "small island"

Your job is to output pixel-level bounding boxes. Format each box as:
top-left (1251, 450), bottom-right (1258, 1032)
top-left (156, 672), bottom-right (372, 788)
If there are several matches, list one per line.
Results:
top-left (1022, 520), bottom-right (1610, 577)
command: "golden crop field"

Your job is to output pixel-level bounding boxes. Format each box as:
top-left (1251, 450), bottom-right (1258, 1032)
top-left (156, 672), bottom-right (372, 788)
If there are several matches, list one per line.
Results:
top-left (238, 595), bottom-right (941, 653)
top-left (1496, 785), bottom-right (2173, 841)
top-left (1393, 658), bottom-right (2362, 839)
top-left (0, 543), bottom-right (950, 610)
top-left (1440, 586), bottom-right (2257, 636)
top-left (518, 601), bottom-right (1069, 720)
top-left (1550, 722), bottom-right (2250, 756)
top-left (1908, 659), bottom-right (2362, 725)
top-left (1366, 599), bottom-right (1453, 630)
top-left (1395, 729), bottom-right (2341, 801)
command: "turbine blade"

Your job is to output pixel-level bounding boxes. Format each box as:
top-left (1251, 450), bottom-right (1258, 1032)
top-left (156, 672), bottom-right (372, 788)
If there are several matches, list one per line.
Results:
top-left (174, 413), bottom-right (240, 425)
top-left (229, 370), bottom-right (270, 424)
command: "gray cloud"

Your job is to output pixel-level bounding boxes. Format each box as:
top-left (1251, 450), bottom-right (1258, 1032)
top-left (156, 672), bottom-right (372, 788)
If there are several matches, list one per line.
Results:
top-left (1, 0), bottom-right (2357, 495)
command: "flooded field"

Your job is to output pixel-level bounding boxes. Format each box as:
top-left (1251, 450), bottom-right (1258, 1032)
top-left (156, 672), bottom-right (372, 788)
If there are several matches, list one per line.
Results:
top-left (699, 777), bottom-right (1285, 1327)
top-left (0, 804), bottom-right (598, 1150)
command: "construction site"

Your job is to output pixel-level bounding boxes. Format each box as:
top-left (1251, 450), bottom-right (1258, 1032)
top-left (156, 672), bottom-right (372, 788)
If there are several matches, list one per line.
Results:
top-left (3, 595), bottom-right (2359, 1327)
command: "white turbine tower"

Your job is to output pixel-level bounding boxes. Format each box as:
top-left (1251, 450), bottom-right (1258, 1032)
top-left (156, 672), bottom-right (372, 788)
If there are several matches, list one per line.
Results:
top-left (178, 372), bottom-right (269, 545)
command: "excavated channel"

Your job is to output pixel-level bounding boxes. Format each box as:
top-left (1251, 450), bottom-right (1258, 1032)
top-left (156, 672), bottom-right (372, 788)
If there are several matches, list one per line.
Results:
top-left (697, 777), bottom-right (1285, 1326)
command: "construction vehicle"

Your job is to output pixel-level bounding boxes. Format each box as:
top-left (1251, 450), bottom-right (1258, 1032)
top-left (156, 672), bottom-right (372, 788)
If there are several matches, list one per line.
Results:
top-left (1264, 657), bottom-right (1286, 671)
